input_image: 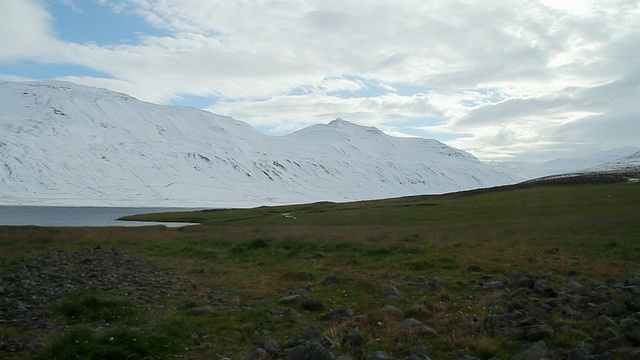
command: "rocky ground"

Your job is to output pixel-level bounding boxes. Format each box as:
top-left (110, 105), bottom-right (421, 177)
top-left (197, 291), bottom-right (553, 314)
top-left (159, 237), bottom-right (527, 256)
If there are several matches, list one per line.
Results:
top-left (1, 248), bottom-right (639, 359)
top-left (0, 248), bottom-right (194, 355)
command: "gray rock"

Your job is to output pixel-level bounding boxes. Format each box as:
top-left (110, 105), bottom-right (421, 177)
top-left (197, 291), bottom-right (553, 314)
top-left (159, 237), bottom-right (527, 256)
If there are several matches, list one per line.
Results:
top-left (340, 327), bottom-right (364, 348)
top-left (620, 314), bottom-right (640, 345)
top-left (428, 277), bottom-right (441, 291)
top-left (247, 347), bottom-right (269, 360)
top-left (533, 279), bottom-right (556, 296)
top-left (564, 280), bottom-right (585, 292)
top-left (625, 285), bottom-right (640, 295)
top-left (292, 288), bottom-right (310, 298)
top-left (322, 307), bottom-right (354, 320)
top-left (278, 294), bottom-right (302, 303)
top-left (368, 351), bottom-right (398, 360)
top-left (599, 302), bottom-right (628, 317)
top-left (263, 336), bottom-right (280, 354)
top-left (285, 326), bottom-right (334, 350)
top-left (381, 305), bottom-right (404, 320)
top-left (382, 284), bottom-right (401, 300)
top-left (402, 345), bottom-right (432, 360)
top-left (189, 306), bottom-right (213, 315)
top-left (594, 335), bottom-right (634, 353)
top-left (509, 341), bottom-right (547, 360)
top-left (599, 315), bottom-right (617, 325)
top-left (322, 274), bottom-right (342, 285)
top-left (482, 280), bottom-right (506, 290)
top-left (583, 354), bottom-right (615, 360)
top-left (285, 342), bottom-right (334, 360)
top-left (521, 324), bottom-right (554, 341)
top-left (559, 305), bottom-right (582, 318)
top-left (283, 307), bottom-right (302, 322)
top-left (485, 312), bottom-right (520, 329)
top-left (400, 318), bottom-right (437, 336)
top-left (623, 348), bottom-right (640, 360)
top-left (190, 332), bottom-right (200, 345)
top-left (568, 341), bottom-right (591, 360)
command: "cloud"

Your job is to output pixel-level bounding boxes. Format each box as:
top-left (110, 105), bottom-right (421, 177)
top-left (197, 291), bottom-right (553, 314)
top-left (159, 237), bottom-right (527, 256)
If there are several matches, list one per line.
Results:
top-left (1, 0), bottom-right (638, 162)
top-left (0, 0), bottom-right (61, 62)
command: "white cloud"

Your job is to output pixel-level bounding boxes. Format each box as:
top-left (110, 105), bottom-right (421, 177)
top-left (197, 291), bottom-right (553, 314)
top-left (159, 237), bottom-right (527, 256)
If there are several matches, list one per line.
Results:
top-left (0, 0), bottom-right (61, 61)
top-left (2, 0), bottom-right (639, 162)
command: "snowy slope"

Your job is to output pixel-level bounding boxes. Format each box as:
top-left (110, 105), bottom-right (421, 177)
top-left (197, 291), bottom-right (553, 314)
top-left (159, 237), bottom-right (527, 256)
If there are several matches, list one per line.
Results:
top-left (0, 81), bottom-right (519, 207)
top-left (490, 146), bottom-right (640, 179)
top-left (587, 151), bottom-right (640, 173)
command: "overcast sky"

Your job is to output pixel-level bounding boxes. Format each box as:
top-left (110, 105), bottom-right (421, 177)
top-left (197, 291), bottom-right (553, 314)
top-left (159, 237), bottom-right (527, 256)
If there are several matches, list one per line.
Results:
top-left (1, 0), bottom-right (638, 162)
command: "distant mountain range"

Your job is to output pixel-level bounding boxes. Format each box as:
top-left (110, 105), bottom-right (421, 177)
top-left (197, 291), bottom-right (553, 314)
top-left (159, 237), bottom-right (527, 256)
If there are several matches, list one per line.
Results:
top-left (489, 146), bottom-right (639, 179)
top-left (1, 81), bottom-right (521, 207)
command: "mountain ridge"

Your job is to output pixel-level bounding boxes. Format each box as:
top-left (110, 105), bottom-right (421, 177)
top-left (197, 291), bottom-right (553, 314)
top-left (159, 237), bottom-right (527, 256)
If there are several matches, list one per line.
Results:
top-left (1, 81), bottom-right (518, 207)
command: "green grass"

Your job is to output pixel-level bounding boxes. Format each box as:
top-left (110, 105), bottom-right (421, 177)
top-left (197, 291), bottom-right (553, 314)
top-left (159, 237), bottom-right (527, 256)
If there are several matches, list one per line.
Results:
top-left (1, 180), bottom-right (639, 359)
top-left (52, 291), bottom-right (136, 324)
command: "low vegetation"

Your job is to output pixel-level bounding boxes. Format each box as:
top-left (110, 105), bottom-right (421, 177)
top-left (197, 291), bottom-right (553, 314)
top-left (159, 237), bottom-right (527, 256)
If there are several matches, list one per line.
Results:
top-left (1, 179), bottom-right (639, 359)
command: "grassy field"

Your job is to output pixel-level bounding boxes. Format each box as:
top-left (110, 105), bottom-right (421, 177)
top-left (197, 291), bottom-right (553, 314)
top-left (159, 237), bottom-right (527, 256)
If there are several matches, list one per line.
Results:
top-left (1, 179), bottom-right (639, 359)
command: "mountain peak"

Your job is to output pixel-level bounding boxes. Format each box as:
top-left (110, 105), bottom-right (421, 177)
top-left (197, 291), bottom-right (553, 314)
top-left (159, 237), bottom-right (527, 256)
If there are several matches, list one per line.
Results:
top-left (0, 80), bottom-right (518, 207)
top-left (325, 118), bottom-right (384, 135)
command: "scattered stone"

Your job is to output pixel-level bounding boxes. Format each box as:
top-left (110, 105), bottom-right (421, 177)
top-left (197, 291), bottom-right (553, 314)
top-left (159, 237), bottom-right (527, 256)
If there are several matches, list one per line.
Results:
top-left (400, 318), bottom-right (437, 337)
top-left (403, 345), bottom-right (432, 360)
top-left (322, 307), bottom-right (354, 321)
top-left (322, 274), bottom-right (342, 285)
top-left (190, 332), bottom-right (200, 345)
top-left (620, 314), bottom-right (640, 345)
top-left (599, 315), bottom-right (617, 325)
top-left (340, 327), bottom-right (364, 348)
top-left (509, 340), bottom-right (547, 360)
top-left (283, 307), bottom-right (302, 322)
top-left (427, 277), bottom-right (441, 291)
top-left (568, 341), bottom-right (591, 360)
top-left (263, 336), bottom-right (280, 355)
top-left (300, 298), bottom-right (325, 311)
top-left (196, 342), bottom-right (211, 350)
top-left (533, 279), bottom-right (556, 297)
top-left (188, 305), bottom-right (213, 316)
top-left (382, 284), bottom-right (401, 301)
top-left (564, 280), bottom-right (585, 292)
top-left (284, 326), bottom-right (334, 350)
top-left (367, 351), bottom-right (398, 360)
top-left (0, 248), bottom-right (194, 357)
top-left (247, 347), bottom-right (269, 360)
top-left (521, 324), bottom-right (555, 341)
top-left (292, 288), bottom-right (310, 298)
top-left (599, 302), bottom-right (628, 317)
top-left (285, 342), bottom-right (334, 360)
top-left (381, 305), bottom-right (404, 320)
top-left (279, 294), bottom-right (302, 303)
top-left (559, 305), bottom-right (582, 318)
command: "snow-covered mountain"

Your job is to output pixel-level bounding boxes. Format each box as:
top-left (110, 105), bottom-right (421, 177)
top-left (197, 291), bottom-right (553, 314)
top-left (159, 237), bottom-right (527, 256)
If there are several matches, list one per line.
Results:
top-left (491, 146), bottom-right (640, 179)
top-left (587, 151), bottom-right (640, 173)
top-left (0, 81), bottom-right (519, 207)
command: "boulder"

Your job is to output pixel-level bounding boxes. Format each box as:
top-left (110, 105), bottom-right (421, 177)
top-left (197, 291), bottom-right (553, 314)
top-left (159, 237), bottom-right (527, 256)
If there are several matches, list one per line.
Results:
top-left (509, 341), bottom-right (547, 360)
top-left (382, 285), bottom-right (401, 301)
top-left (620, 314), bottom-right (640, 345)
top-left (368, 351), bottom-right (398, 360)
top-left (285, 342), bottom-right (334, 360)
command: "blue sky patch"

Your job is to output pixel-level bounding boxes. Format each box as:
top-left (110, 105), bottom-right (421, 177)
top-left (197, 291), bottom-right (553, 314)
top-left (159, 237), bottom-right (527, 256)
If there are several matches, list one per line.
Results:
top-left (48, 1), bottom-right (164, 46)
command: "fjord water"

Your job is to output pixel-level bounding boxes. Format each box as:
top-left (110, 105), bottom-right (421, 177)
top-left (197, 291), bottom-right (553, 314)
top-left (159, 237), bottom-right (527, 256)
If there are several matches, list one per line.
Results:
top-left (0, 206), bottom-right (198, 227)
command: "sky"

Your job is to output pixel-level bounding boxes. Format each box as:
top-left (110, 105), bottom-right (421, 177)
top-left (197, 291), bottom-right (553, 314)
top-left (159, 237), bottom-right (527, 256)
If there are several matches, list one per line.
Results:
top-left (1, 0), bottom-right (639, 163)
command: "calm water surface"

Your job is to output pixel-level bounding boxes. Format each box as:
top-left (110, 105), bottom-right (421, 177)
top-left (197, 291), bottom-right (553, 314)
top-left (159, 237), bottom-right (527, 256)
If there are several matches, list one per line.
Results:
top-left (0, 206), bottom-right (201, 227)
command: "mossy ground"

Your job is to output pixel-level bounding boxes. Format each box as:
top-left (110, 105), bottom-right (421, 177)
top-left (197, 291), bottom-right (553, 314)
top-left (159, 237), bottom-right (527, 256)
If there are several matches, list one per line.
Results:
top-left (1, 181), bottom-right (639, 359)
